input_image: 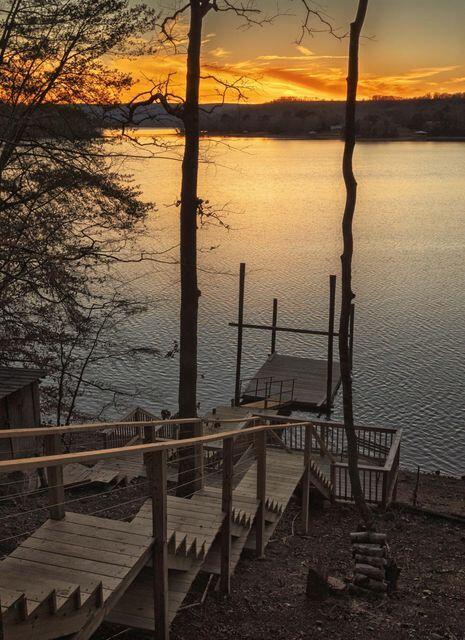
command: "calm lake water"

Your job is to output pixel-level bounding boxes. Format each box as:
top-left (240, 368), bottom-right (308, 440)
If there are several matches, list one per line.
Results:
top-left (84, 137), bottom-right (465, 476)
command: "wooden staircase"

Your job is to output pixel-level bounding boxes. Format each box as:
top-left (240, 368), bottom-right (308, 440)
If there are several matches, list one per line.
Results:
top-left (0, 442), bottom-right (334, 639)
top-left (0, 511), bottom-right (153, 640)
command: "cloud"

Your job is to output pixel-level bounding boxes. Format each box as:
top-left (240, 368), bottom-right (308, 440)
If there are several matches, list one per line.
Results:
top-left (210, 47), bottom-right (230, 58)
top-left (113, 49), bottom-right (464, 103)
top-left (296, 45), bottom-right (314, 56)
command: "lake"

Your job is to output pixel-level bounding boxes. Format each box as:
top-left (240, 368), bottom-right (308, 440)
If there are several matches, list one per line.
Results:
top-left (84, 137), bottom-right (465, 477)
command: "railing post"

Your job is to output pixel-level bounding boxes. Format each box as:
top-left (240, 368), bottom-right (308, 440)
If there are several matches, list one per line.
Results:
top-left (271, 298), bottom-right (278, 354)
top-left (44, 434), bottom-right (65, 520)
top-left (381, 470), bottom-right (388, 509)
top-left (330, 462), bottom-right (336, 503)
top-left (194, 421), bottom-right (204, 491)
top-left (220, 437), bottom-right (233, 594)
top-left (302, 425), bottom-right (311, 534)
top-left (326, 274), bottom-right (336, 418)
top-left (0, 594), bottom-right (4, 640)
top-left (150, 449), bottom-right (168, 640)
top-left (255, 430), bottom-right (266, 558)
top-left (234, 262), bottom-right (246, 406)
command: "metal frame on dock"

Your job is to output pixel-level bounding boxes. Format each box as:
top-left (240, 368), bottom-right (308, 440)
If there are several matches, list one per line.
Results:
top-left (230, 263), bottom-right (355, 415)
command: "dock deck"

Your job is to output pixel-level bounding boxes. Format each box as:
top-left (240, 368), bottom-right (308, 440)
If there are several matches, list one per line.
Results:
top-left (243, 352), bottom-right (341, 411)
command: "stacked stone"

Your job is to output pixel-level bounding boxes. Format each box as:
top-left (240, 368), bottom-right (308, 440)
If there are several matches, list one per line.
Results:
top-left (350, 531), bottom-right (389, 595)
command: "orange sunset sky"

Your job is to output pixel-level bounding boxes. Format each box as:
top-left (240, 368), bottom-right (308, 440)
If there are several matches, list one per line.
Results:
top-left (114, 0), bottom-right (465, 103)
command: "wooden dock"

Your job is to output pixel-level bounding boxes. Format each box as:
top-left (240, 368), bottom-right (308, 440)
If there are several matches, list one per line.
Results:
top-left (230, 263), bottom-right (353, 415)
top-left (242, 352), bottom-right (341, 411)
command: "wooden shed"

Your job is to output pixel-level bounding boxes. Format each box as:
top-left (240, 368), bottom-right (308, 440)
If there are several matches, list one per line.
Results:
top-left (0, 367), bottom-right (44, 460)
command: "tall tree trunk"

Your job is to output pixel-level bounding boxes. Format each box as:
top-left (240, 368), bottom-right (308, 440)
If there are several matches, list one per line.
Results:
top-left (339, 0), bottom-right (373, 528)
top-left (177, 1), bottom-right (202, 496)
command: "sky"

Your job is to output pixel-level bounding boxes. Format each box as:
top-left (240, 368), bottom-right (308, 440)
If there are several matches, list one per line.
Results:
top-left (115, 0), bottom-right (465, 102)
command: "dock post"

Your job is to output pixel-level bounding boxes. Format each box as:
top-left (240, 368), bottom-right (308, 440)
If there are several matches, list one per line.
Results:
top-left (44, 434), bottom-right (65, 520)
top-left (150, 449), bottom-right (169, 640)
top-left (255, 430), bottom-right (266, 558)
top-left (234, 263), bottom-right (246, 406)
top-left (220, 437), bottom-right (233, 594)
top-left (349, 303), bottom-right (355, 370)
top-left (302, 424), bottom-right (311, 534)
top-left (270, 298), bottom-right (278, 354)
top-left (326, 275), bottom-right (337, 418)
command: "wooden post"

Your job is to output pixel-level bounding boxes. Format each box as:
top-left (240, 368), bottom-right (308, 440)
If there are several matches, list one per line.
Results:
top-left (270, 298), bottom-right (278, 354)
top-left (44, 434), bottom-right (65, 520)
top-left (255, 430), bottom-right (266, 558)
top-left (302, 424), bottom-right (311, 533)
top-left (193, 420), bottom-right (204, 491)
top-left (326, 274), bottom-right (336, 418)
top-left (151, 449), bottom-right (169, 640)
top-left (0, 595), bottom-right (4, 640)
top-left (234, 262), bottom-right (246, 406)
top-left (349, 303), bottom-right (355, 370)
top-left (381, 470), bottom-right (388, 509)
top-left (220, 437), bottom-right (233, 594)
top-left (330, 463), bottom-right (336, 502)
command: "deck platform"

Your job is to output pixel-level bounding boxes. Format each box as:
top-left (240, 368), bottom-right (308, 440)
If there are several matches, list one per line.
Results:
top-left (243, 352), bottom-right (341, 411)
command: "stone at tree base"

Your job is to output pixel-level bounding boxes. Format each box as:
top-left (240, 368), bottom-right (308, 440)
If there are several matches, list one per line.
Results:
top-left (306, 567), bottom-right (329, 601)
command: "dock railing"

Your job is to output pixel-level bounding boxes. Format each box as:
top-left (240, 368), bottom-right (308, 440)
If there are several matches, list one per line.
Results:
top-left (253, 414), bottom-right (401, 506)
top-left (239, 375), bottom-right (296, 408)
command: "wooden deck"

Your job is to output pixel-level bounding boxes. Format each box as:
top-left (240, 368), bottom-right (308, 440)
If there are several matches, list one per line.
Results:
top-left (243, 352), bottom-right (341, 411)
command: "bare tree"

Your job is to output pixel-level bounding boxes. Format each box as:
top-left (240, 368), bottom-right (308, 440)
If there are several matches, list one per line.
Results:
top-left (339, 0), bottom-right (373, 528)
top-left (127, 0), bottom-right (336, 495)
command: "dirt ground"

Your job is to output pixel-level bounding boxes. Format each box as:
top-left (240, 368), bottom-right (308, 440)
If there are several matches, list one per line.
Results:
top-left (397, 470), bottom-right (465, 518)
top-left (96, 497), bottom-right (465, 640)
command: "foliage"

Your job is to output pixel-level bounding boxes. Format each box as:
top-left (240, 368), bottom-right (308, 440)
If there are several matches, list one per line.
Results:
top-left (0, 0), bottom-right (157, 422)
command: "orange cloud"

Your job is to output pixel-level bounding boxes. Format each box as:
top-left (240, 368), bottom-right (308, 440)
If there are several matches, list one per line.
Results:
top-left (113, 47), bottom-right (464, 103)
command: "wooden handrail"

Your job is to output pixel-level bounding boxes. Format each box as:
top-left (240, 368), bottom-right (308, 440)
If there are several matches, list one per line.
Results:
top-left (0, 417), bottom-right (202, 440)
top-left (332, 460), bottom-right (385, 473)
top-left (255, 414), bottom-right (398, 434)
top-left (0, 414), bottom-right (399, 438)
top-left (0, 421), bottom-right (312, 473)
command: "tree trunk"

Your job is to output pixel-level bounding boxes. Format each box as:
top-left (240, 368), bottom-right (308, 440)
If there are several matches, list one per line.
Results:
top-left (339, 0), bottom-right (373, 528)
top-left (177, 1), bottom-right (202, 496)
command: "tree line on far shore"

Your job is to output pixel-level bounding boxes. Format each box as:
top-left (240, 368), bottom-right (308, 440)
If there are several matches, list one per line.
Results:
top-left (198, 93), bottom-right (465, 138)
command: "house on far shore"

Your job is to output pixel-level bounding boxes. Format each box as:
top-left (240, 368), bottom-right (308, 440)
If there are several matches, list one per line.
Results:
top-left (0, 367), bottom-right (45, 460)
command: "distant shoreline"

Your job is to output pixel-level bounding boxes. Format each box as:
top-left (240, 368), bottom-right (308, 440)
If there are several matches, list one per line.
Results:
top-left (202, 132), bottom-right (465, 142)
top-left (119, 127), bottom-right (465, 143)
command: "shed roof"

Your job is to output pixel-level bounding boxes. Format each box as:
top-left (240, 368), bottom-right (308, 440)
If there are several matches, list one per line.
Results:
top-left (0, 367), bottom-right (46, 400)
